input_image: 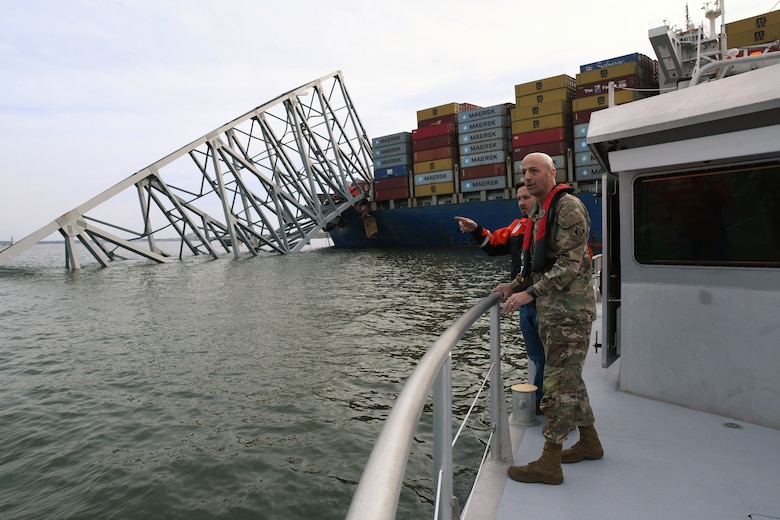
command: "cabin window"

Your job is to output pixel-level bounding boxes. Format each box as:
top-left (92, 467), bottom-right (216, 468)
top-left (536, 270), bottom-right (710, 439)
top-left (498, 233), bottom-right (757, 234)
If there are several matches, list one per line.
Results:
top-left (634, 162), bottom-right (780, 267)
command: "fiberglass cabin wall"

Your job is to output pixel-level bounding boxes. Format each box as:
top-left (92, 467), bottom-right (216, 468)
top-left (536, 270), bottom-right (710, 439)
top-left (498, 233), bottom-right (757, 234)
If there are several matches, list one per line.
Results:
top-left (617, 162), bottom-right (780, 429)
top-left (587, 63), bottom-right (780, 429)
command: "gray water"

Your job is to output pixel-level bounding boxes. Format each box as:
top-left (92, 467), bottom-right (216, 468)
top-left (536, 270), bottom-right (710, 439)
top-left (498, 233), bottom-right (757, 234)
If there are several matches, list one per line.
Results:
top-left (0, 241), bottom-right (527, 519)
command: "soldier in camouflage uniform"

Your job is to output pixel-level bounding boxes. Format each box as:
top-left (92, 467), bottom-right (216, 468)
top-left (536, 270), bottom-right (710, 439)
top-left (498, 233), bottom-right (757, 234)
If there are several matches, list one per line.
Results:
top-left (493, 152), bottom-right (602, 485)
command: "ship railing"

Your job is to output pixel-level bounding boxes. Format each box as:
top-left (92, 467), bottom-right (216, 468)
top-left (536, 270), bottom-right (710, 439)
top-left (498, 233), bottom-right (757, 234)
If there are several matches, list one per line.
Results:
top-left (346, 292), bottom-right (512, 520)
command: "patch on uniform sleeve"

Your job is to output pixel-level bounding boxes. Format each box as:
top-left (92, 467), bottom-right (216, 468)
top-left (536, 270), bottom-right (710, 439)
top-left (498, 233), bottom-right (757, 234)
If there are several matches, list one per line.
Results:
top-left (573, 225), bottom-right (586, 238)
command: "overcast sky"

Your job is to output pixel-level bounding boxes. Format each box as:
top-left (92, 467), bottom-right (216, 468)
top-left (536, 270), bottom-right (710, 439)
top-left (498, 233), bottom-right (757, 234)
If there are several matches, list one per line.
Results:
top-left (1, 0), bottom-right (777, 241)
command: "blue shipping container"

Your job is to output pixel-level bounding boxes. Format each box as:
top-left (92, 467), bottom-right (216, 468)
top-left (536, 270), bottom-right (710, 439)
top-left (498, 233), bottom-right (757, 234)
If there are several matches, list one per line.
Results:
top-left (374, 164), bottom-right (413, 180)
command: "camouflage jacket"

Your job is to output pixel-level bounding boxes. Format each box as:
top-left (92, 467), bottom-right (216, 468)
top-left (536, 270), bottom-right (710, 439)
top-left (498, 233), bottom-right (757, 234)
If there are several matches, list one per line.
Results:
top-left (516, 193), bottom-right (596, 322)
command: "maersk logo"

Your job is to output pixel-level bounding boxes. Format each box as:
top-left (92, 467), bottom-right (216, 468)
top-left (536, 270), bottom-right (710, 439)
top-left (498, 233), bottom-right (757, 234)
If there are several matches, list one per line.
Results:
top-left (465, 178), bottom-right (502, 189)
top-left (417, 172), bottom-right (449, 183)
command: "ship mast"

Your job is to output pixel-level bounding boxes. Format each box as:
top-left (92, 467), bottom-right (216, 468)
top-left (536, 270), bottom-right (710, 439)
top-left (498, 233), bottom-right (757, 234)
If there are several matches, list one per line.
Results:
top-left (703, 0), bottom-right (725, 54)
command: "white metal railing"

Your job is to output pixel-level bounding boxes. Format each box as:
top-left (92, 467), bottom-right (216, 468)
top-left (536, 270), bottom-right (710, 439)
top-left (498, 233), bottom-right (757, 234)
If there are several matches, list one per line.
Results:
top-left (346, 292), bottom-right (512, 520)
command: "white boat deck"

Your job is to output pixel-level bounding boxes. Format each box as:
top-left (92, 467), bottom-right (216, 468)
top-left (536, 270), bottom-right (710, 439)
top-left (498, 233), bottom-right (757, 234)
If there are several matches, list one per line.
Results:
top-left (465, 315), bottom-right (780, 520)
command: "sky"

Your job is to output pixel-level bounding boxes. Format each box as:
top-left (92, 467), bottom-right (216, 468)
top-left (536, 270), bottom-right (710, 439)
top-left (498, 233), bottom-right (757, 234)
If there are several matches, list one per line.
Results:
top-left (1, 0), bottom-right (777, 241)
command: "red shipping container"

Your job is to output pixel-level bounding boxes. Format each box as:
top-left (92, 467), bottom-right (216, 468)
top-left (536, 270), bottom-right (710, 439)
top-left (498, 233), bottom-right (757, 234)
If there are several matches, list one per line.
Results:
top-left (414, 145), bottom-right (458, 163)
top-left (417, 113), bottom-right (458, 128)
top-left (374, 186), bottom-right (410, 201)
top-left (460, 162), bottom-right (508, 180)
top-left (512, 127), bottom-right (572, 148)
top-left (374, 176), bottom-right (409, 190)
top-left (411, 123), bottom-right (457, 140)
top-left (412, 133), bottom-right (458, 152)
top-left (513, 140), bottom-right (570, 158)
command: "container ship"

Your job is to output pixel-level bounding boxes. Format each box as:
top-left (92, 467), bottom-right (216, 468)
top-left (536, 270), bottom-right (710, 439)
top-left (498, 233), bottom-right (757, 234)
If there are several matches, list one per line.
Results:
top-left (327, 7), bottom-right (780, 254)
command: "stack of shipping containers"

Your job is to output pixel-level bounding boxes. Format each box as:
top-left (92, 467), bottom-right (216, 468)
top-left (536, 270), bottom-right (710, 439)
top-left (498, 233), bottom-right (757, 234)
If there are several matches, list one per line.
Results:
top-left (725, 11), bottom-right (780, 50)
top-left (510, 75), bottom-right (575, 185)
top-left (411, 102), bottom-right (478, 205)
top-left (572, 53), bottom-right (658, 184)
top-left (372, 132), bottom-right (413, 207)
top-left (457, 103), bottom-right (514, 201)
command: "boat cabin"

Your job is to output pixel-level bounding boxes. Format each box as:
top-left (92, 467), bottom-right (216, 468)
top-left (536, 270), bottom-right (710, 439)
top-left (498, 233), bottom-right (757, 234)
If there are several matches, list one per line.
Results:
top-left (586, 62), bottom-right (780, 429)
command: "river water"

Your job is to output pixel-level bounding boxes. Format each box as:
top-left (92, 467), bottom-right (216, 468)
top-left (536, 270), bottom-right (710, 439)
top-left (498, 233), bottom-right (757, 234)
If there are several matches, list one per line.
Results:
top-left (0, 240), bottom-right (529, 519)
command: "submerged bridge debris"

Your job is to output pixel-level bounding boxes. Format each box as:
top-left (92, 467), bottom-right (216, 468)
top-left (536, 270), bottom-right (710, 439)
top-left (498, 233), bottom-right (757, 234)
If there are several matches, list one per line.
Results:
top-left (0, 71), bottom-right (372, 269)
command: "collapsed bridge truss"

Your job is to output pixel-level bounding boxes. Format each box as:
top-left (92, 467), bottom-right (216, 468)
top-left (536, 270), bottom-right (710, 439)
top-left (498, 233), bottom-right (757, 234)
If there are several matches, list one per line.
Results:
top-left (0, 71), bottom-right (373, 269)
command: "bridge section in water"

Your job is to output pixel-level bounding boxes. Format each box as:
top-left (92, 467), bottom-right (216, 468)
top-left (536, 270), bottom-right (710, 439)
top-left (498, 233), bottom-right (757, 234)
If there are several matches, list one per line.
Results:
top-left (0, 71), bottom-right (372, 269)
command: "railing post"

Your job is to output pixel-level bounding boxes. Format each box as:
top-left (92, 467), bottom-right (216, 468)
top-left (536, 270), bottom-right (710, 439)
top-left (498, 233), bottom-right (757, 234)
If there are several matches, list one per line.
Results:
top-left (433, 355), bottom-right (455, 520)
top-left (489, 301), bottom-right (513, 462)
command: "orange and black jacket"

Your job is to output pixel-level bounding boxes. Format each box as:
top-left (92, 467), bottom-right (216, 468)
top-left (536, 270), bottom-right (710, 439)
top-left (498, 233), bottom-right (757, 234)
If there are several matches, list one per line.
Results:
top-left (469, 218), bottom-right (532, 285)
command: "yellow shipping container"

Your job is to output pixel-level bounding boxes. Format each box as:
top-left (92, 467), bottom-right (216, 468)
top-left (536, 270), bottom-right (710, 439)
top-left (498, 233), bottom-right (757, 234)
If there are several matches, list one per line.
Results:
top-left (413, 157), bottom-right (457, 173)
top-left (511, 113), bottom-right (572, 134)
top-left (576, 62), bottom-right (641, 86)
top-left (511, 101), bottom-right (572, 121)
top-left (725, 11), bottom-right (780, 34)
top-left (572, 90), bottom-right (642, 112)
top-left (514, 74), bottom-right (575, 98)
top-left (414, 181), bottom-right (455, 197)
top-left (516, 88), bottom-right (573, 108)
top-left (727, 22), bottom-right (780, 48)
top-left (416, 103), bottom-right (461, 122)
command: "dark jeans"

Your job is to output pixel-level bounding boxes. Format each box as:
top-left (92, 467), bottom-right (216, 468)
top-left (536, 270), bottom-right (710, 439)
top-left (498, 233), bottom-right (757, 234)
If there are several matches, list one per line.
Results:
top-left (519, 302), bottom-right (544, 405)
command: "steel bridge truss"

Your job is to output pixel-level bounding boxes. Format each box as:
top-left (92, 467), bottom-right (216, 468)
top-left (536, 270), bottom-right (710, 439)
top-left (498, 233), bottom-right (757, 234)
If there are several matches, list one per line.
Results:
top-left (0, 71), bottom-right (373, 269)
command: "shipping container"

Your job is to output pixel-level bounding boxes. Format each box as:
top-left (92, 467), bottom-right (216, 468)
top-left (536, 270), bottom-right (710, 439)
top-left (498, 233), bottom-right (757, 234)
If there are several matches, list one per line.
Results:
top-left (461, 175), bottom-right (508, 192)
top-left (458, 103), bottom-right (514, 122)
top-left (725, 11), bottom-right (780, 35)
top-left (572, 89), bottom-right (645, 112)
top-left (460, 162), bottom-right (508, 180)
top-left (416, 102), bottom-right (462, 122)
top-left (458, 115), bottom-right (510, 134)
top-left (574, 122), bottom-right (589, 138)
top-left (459, 138), bottom-right (510, 156)
top-left (511, 113), bottom-right (572, 134)
top-left (727, 22), bottom-right (780, 47)
top-left (413, 145), bottom-right (458, 163)
top-left (575, 150), bottom-right (598, 166)
top-left (511, 100), bottom-right (571, 121)
top-left (374, 186), bottom-right (410, 201)
top-left (576, 62), bottom-right (646, 86)
top-left (373, 141), bottom-right (412, 158)
top-left (574, 137), bottom-right (589, 152)
top-left (414, 169), bottom-right (454, 186)
top-left (374, 164), bottom-right (413, 180)
top-left (575, 74), bottom-right (647, 98)
top-left (412, 133), bottom-right (459, 152)
top-left (512, 127), bottom-right (572, 147)
top-left (417, 113), bottom-right (459, 128)
top-left (374, 176), bottom-right (409, 190)
top-left (414, 181), bottom-right (456, 197)
top-left (516, 88), bottom-right (574, 107)
top-left (461, 149), bottom-right (509, 167)
top-left (575, 165), bottom-right (606, 182)
top-left (458, 126), bottom-right (512, 145)
top-left (374, 153), bottom-right (413, 169)
top-left (514, 74), bottom-right (575, 97)
top-left (413, 157), bottom-right (457, 173)
top-left (573, 108), bottom-right (604, 124)
top-left (372, 131), bottom-right (412, 148)
top-left (411, 123), bottom-right (457, 140)
top-left (579, 52), bottom-right (655, 73)
top-left (513, 140), bottom-right (570, 158)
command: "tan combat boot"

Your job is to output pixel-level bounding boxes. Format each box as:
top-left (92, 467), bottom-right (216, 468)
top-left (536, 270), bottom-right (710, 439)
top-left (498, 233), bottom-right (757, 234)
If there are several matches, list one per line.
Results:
top-left (507, 442), bottom-right (563, 485)
top-left (560, 425), bottom-right (603, 463)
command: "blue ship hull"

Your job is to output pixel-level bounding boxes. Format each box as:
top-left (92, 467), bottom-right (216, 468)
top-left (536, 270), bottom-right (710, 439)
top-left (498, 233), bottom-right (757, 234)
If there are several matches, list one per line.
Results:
top-left (328, 193), bottom-right (603, 252)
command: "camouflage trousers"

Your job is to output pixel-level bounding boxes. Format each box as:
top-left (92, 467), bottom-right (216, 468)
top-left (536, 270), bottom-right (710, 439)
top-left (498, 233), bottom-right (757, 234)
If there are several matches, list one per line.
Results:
top-left (538, 318), bottom-right (595, 444)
